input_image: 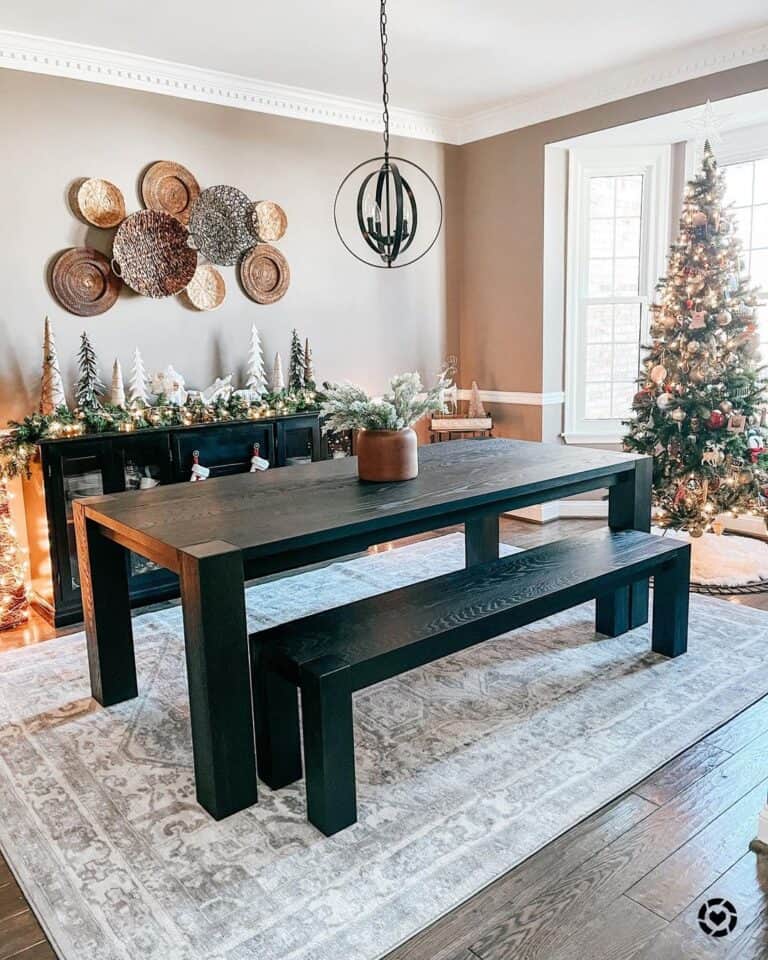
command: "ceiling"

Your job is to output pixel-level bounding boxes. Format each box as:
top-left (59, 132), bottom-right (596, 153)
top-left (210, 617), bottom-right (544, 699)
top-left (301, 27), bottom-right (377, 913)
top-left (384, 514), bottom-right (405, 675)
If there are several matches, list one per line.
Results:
top-left (2, 0), bottom-right (767, 118)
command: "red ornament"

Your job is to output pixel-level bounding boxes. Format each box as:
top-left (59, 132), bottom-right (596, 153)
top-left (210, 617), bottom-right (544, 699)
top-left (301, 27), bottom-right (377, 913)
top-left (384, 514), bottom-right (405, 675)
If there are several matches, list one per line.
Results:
top-left (686, 299), bottom-right (694, 309)
top-left (750, 446), bottom-right (765, 464)
top-left (707, 410), bottom-right (726, 429)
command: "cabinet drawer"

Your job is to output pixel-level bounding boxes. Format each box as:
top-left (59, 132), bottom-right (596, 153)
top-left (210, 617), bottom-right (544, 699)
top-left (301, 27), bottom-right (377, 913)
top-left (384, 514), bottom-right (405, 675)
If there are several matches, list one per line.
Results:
top-left (172, 422), bottom-right (275, 479)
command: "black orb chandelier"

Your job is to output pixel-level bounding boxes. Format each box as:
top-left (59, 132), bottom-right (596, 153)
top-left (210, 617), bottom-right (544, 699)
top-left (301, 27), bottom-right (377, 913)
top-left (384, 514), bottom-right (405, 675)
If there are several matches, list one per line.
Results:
top-left (333, 0), bottom-right (443, 268)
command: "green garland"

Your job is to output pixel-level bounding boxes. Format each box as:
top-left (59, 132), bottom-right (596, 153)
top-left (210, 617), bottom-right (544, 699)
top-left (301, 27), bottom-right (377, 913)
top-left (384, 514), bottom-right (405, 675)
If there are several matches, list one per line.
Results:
top-left (0, 389), bottom-right (320, 479)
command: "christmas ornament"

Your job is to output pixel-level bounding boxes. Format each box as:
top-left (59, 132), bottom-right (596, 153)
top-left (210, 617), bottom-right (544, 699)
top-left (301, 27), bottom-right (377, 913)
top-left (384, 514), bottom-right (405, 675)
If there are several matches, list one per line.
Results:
top-left (40, 317), bottom-right (67, 414)
top-left (657, 394), bottom-right (674, 411)
top-left (151, 366), bottom-right (187, 406)
top-left (650, 364), bottom-right (667, 385)
top-left (716, 310), bottom-right (732, 326)
top-left (670, 408), bottom-right (687, 425)
top-left (719, 399), bottom-right (734, 415)
top-left (707, 410), bottom-right (726, 429)
top-left (689, 311), bottom-right (707, 329)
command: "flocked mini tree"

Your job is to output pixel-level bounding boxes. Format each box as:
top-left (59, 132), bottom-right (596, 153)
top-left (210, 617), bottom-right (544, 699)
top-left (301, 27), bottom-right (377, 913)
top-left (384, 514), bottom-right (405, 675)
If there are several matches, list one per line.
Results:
top-left (75, 332), bottom-right (104, 411)
top-left (128, 347), bottom-right (151, 405)
top-left (624, 141), bottom-right (766, 536)
top-left (245, 325), bottom-right (268, 397)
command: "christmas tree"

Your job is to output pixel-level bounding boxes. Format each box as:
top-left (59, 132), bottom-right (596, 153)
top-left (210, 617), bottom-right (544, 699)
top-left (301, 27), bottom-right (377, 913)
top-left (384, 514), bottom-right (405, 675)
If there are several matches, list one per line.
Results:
top-left (245, 325), bottom-right (267, 397)
top-left (40, 316), bottom-right (67, 414)
top-left (624, 142), bottom-right (765, 536)
top-left (288, 329), bottom-right (305, 392)
top-left (111, 359), bottom-right (126, 408)
top-left (128, 348), bottom-right (151, 405)
top-left (0, 477), bottom-right (28, 631)
top-left (271, 352), bottom-right (285, 393)
top-left (76, 332), bottom-right (104, 410)
top-left (304, 338), bottom-right (316, 390)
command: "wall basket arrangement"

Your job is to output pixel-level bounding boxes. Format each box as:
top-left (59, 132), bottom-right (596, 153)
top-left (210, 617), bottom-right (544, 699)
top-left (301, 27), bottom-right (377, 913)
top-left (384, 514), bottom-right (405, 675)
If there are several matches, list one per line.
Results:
top-left (51, 162), bottom-right (290, 314)
top-left (51, 247), bottom-right (122, 317)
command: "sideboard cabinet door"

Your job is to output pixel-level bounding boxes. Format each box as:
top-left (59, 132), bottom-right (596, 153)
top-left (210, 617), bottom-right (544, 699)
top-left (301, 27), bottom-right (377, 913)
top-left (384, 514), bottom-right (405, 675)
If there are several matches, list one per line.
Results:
top-left (171, 422), bottom-right (276, 480)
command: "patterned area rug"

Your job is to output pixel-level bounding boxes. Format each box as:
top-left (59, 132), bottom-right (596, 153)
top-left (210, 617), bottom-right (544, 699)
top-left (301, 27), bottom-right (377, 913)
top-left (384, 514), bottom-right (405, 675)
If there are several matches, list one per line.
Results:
top-left (1, 533), bottom-right (768, 960)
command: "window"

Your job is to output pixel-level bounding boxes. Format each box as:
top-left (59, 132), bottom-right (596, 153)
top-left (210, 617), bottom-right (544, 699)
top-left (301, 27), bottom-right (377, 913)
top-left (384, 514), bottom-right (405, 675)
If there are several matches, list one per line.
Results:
top-left (565, 147), bottom-right (670, 443)
top-left (722, 156), bottom-right (768, 354)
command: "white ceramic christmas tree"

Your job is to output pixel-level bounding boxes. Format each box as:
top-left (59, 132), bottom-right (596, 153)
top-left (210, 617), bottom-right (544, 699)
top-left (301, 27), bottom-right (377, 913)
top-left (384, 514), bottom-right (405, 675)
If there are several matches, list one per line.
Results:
top-left (111, 358), bottom-right (126, 408)
top-left (128, 348), bottom-right (151, 405)
top-left (245, 325), bottom-right (267, 397)
top-left (270, 352), bottom-right (285, 393)
top-left (39, 316), bottom-right (67, 414)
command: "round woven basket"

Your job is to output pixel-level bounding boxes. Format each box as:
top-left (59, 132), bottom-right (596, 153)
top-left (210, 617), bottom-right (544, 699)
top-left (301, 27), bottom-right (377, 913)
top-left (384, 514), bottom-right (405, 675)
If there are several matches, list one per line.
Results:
top-left (250, 201), bottom-right (287, 242)
top-left (188, 185), bottom-right (254, 266)
top-left (184, 263), bottom-right (226, 310)
top-left (51, 247), bottom-right (122, 316)
top-left (240, 244), bottom-right (290, 304)
top-left (76, 179), bottom-right (126, 229)
top-left (141, 161), bottom-right (200, 226)
top-left (112, 210), bottom-right (197, 298)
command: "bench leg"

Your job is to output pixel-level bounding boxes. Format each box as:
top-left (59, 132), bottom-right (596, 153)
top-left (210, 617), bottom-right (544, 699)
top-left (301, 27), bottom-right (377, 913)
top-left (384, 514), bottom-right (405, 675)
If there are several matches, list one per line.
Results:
top-left (300, 656), bottom-right (357, 836)
top-left (596, 586), bottom-right (631, 637)
top-left (252, 642), bottom-right (303, 790)
top-left (652, 548), bottom-right (690, 658)
top-left (465, 513), bottom-right (499, 566)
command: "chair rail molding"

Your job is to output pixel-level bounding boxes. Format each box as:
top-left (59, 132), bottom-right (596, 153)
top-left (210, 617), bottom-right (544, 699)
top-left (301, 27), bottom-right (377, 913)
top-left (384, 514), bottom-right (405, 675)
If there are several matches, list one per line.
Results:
top-left (456, 389), bottom-right (565, 406)
top-left (1, 26), bottom-right (767, 145)
top-left (0, 30), bottom-right (456, 144)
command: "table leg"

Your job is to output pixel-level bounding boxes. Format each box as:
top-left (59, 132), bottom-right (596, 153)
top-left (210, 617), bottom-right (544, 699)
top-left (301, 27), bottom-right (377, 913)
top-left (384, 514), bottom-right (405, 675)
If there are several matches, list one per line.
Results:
top-left (75, 506), bottom-right (137, 707)
top-left (179, 541), bottom-right (258, 820)
top-left (595, 459), bottom-right (652, 635)
top-left (465, 513), bottom-right (500, 566)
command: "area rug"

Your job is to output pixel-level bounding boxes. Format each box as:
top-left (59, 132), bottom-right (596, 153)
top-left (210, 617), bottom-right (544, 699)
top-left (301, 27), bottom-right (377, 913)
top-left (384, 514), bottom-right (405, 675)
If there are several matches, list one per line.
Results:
top-left (1, 533), bottom-right (768, 960)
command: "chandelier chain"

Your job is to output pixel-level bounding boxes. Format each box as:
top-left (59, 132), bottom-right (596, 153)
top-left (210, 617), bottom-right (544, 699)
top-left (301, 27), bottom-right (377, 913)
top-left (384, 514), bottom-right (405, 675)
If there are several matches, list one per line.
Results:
top-left (380, 0), bottom-right (390, 158)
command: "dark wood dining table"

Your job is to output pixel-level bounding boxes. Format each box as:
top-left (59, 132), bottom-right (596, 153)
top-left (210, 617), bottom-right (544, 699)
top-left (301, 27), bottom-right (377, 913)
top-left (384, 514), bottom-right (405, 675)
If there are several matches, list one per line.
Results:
top-left (74, 437), bottom-right (651, 820)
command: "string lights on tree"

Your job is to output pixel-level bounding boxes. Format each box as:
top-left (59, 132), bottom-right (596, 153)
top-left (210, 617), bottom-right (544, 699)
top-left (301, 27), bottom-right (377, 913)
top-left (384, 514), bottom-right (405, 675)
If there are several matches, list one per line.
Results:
top-left (0, 476), bottom-right (28, 631)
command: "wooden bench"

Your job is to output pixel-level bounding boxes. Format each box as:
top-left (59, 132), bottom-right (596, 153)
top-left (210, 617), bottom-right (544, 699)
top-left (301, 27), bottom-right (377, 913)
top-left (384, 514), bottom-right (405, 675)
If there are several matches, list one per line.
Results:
top-left (251, 527), bottom-right (690, 836)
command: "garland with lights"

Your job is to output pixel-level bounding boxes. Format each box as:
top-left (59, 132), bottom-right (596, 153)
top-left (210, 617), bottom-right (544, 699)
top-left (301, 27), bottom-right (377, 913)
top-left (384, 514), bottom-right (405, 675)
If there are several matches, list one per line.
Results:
top-left (0, 388), bottom-right (320, 480)
top-left (624, 141), bottom-right (768, 536)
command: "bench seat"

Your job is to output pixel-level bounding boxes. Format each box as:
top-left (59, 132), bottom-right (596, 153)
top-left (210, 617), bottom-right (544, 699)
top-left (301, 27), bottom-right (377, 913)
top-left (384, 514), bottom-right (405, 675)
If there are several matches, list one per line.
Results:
top-left (251, 527), bottom-right (690, 835)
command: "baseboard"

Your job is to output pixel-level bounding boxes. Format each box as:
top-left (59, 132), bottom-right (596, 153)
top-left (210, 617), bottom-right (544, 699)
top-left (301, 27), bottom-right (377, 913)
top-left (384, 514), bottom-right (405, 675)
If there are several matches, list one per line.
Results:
top-left (506, 503), bottom-right (561, 524)
top-left (558, 499), bottom-right (609, 519)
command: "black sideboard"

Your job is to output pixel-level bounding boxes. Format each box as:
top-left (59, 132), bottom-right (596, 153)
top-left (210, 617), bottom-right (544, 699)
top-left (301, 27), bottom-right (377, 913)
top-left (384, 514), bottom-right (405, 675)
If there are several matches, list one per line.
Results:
top-left (22, 413), bottom-right (323, 626)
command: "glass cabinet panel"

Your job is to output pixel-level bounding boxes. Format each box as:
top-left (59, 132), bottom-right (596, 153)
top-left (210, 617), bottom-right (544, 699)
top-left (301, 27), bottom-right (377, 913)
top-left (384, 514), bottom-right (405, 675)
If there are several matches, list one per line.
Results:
top-left (61, 454), bottom-right (105, 590)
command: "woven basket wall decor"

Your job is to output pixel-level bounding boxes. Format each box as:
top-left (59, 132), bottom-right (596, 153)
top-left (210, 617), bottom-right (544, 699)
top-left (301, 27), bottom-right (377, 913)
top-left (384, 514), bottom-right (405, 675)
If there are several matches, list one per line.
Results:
top-left (250, 201), bottom-right (288, 242)
top-left (188, 185), bottom-right (255, 266)
top-left (240, 244), bottom-right (290, 304)
top-left (51, 247), bottom-right (122, 316)
top-left (184, 263), bottom-right (226, 311)
top-left (75, 179), bottom-right (126, 229)
top-left (112, 210), bottom-right (197, 298)
top-left (141, 161), bottom-right (200, 226)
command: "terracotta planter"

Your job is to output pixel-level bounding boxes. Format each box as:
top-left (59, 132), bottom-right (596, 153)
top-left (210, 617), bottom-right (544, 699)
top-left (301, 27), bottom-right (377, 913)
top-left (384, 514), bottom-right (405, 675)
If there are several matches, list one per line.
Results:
top-left (356, 428), bottom-right (418, 482)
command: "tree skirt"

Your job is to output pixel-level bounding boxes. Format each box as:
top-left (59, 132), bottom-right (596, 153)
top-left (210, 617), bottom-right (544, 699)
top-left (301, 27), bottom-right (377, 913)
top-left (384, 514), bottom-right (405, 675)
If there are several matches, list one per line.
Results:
top-left (653, 527), bottom-right (768, 589)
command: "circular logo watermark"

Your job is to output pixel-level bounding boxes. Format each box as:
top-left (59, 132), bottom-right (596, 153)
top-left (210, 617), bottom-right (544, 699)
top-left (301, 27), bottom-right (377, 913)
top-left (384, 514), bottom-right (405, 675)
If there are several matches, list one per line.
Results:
top-left (697, 898), bottom-right (737, 938)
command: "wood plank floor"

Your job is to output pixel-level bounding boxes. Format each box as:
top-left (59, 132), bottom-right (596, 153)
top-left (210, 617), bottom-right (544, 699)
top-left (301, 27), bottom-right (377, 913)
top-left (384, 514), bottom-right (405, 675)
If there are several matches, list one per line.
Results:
top-left (1, 517), bottom-right (767, 960)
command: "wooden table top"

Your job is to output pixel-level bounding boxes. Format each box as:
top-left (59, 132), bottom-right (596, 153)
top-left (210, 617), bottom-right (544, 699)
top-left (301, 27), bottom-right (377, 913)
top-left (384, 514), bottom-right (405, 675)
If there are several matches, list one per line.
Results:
top-left (81, 439), bottom-right (643, 558)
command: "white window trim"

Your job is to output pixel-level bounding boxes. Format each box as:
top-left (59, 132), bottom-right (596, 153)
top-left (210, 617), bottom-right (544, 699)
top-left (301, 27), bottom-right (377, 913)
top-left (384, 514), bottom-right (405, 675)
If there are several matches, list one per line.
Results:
top-left (564, 145), bottom-right (671, 445)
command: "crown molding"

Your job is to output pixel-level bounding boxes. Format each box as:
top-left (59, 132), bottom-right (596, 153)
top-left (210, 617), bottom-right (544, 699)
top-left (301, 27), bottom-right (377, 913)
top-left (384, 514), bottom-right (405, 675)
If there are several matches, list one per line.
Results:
top-left (0, 30), bottom-right (459, 144)
top-left (1, 26), bottom-right (767, 146)
top-left (456, 25), bottom-right (768, 144)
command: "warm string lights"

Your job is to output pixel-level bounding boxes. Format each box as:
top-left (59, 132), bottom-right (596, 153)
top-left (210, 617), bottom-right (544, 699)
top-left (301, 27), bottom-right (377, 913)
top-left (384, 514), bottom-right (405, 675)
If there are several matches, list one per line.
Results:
top-left (0, 476), bottom-right (29, 631)
top-left (624, 141), bottom-right (767, 537)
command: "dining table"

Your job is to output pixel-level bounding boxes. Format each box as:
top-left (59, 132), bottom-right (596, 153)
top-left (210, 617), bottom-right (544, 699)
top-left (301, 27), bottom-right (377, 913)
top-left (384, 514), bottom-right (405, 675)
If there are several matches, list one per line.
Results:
top-left (74, 437), bottom-right (651, 820)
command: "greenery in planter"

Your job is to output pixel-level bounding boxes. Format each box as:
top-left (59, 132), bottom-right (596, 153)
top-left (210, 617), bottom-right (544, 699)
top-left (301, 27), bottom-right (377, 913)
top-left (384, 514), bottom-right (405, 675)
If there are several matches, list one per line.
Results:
top-left (320, 370), bottom-right (452, 433)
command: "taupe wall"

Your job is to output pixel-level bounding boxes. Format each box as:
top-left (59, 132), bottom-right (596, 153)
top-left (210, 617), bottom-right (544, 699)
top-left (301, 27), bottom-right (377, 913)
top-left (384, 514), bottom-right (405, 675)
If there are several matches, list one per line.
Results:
top-left (0, 69), bottom-right (458, 422)
top-left (458, 59), bottom-right (768, 439)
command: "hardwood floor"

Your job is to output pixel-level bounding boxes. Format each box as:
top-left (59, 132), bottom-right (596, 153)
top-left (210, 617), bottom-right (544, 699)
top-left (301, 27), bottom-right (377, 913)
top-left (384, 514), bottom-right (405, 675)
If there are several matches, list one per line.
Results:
top-left (1, 517), bottom-right (767, 960)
